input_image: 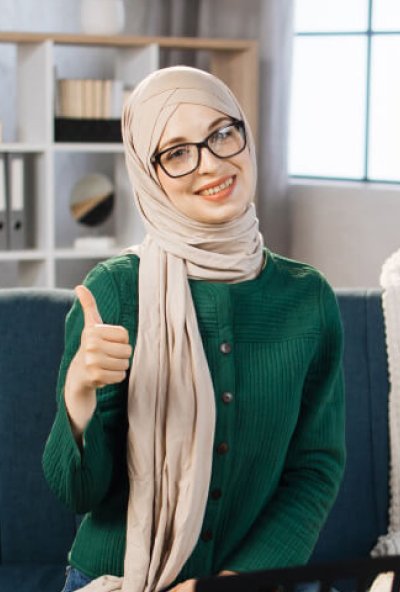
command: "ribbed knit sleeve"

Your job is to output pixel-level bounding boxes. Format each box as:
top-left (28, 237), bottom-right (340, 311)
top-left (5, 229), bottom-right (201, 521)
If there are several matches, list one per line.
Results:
top-left (42, 262), bottom-right (126, 514)
top-left (223, 277), bottom-right (346, 572)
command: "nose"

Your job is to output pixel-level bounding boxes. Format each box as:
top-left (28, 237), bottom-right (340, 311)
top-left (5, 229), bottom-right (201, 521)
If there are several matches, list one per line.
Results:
top-left (197, 146), bottom-right (220, 174)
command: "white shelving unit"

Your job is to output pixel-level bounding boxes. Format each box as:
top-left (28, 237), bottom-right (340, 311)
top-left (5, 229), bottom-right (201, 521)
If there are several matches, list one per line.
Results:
top-left (0, 32), bottom-right (258, 288)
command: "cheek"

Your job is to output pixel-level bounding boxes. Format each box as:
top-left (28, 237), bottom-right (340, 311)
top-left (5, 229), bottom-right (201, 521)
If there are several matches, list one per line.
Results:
top-left (157, 172), bottom-right (192, 209)
top-left (158, 173), bottom-right (181, 205)
top-left (240, 153), bottom-right (256, 195)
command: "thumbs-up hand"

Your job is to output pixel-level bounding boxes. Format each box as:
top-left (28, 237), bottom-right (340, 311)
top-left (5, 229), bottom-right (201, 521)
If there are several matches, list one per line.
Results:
top-left (73, 284), bottom-right (132, 391)
top-left (64, 285), bottom-right (132, 440)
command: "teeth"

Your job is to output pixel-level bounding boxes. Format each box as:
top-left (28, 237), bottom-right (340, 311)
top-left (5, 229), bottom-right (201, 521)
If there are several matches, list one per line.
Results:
top-left (200, 176), bottom-right (234, 196)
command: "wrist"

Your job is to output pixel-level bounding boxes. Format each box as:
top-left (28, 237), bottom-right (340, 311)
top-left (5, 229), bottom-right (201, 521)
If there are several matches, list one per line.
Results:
top-left (64, 358), bottom-right (97, 442)
top-left (65, 354), bottom-right (96, 401)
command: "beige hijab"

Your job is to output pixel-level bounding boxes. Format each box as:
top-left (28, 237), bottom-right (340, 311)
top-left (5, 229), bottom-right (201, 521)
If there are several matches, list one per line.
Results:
top-left (81, 66), bottom-right (264, 592)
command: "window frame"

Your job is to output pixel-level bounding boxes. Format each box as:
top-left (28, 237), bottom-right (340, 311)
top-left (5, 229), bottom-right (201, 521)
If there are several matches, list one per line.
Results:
top-left (290, 0), bottom-right (400, 185)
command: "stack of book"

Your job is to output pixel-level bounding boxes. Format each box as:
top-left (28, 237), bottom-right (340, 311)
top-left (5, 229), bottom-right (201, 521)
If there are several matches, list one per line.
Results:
top-left (54, 79), bottom-right (134, 142)
top-left (56, 79), bottom-right (132, 120)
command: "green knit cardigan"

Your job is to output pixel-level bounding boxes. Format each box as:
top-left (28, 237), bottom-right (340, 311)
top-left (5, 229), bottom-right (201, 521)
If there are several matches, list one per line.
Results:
top-left (42, 250), bottom-right (345, 585)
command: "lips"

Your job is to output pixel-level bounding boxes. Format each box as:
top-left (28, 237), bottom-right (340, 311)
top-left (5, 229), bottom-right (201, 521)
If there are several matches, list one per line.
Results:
top-left (196, 175), bottom-right (236, 198)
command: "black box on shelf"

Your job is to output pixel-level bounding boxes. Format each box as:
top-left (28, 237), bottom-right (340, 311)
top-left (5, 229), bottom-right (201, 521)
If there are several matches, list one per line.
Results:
top-left (54, 118), bottom-right (122, 143)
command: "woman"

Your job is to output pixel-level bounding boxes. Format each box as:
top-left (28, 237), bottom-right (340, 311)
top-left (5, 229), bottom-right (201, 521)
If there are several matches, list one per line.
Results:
top-left (43, 66), bottom-right (346, 592)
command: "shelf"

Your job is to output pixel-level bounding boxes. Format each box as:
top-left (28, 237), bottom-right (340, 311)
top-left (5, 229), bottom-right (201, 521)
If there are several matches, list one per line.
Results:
top-left (0, 32), bottom-right (258, 137)
top-left (0, 143), bottom-right (47, 153)
top-left (0, 250), bottom-right (47, 260)
top-left (0, 32), bottom-right (257, 52)
top-left (54, 143), bottom-right (124, 153)
top-left (55, 248), bottom-right (121, 259)
top-left (0, 32), bottom-right (258, 288)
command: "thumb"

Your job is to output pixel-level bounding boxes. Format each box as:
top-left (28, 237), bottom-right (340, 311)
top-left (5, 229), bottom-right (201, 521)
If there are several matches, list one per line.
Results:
top-left (75, 284), bottom-right (103, 326)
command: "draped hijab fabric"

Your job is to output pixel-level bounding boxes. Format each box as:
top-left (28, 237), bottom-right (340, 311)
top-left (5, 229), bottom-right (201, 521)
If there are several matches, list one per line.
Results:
top-left (81, 66), bottom-right (264, 592)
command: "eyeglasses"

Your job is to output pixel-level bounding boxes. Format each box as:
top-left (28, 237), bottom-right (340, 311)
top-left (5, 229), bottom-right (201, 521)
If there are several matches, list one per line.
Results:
top-left (151, 119), bottom-right (247, 178)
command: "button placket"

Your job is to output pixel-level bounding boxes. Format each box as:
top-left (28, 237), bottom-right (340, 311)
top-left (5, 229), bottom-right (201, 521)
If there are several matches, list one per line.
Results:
top-left (209, 289), bottom-right (235, 517)
top-left (201, 285), bottom-right (236, 545)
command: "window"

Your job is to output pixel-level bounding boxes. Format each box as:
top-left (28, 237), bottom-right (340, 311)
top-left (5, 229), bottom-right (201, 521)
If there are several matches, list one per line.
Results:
top-left (289, 0), bottom-right (400, 183)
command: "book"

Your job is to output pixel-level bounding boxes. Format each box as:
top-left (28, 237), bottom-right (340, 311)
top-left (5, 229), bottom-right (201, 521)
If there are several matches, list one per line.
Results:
top-left (57, 78), bottom-right (124, 119)
top-left (93, 79), bottom-right (103, 119)
top-left (7, 154), bottom-right (26, 250)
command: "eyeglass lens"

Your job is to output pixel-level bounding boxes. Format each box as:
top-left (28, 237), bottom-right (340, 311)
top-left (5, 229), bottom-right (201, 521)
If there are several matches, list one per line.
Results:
top-left (159, 122), bottom-right (245, 177)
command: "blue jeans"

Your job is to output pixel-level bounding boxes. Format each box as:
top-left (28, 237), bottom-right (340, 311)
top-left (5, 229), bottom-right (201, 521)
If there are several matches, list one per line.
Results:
top-left (61, 566), bottom-right (94, 592)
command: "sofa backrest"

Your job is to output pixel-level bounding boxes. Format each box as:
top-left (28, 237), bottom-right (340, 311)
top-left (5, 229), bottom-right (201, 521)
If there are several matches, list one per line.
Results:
top-left (0, 288), bottom-right (75, 564)
top-left (312, 289), bottom-right (389, 563)
top-left (0, 287), bottom-right (390, 566)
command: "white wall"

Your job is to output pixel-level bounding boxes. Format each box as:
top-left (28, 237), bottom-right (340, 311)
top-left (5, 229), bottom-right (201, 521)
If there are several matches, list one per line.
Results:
top-left (289, 180), bottom-right (400, 288)
top-left (0, 0), bottom-right (81, 32)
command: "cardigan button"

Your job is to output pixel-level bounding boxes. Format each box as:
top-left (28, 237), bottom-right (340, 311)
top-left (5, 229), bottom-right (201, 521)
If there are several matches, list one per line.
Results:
top-left (217, 442), bottom-right (229, 455)
top-left (219, 342), bottom-right (232, 354)
top-left (211, 488), bottom-right (222, 500)
top-left (201, 529), bottom-right (213, 542)
top-left (222, 391), bottom-right (233, 404)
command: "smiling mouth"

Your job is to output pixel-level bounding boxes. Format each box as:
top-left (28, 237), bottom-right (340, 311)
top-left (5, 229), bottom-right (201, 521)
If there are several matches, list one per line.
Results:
top-left (197, 176), bottom-right (235, 197)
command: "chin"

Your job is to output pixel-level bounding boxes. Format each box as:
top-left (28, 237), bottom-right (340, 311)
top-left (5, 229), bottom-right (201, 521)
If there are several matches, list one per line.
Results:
top-left (197, 206), bottom-right (245, 225)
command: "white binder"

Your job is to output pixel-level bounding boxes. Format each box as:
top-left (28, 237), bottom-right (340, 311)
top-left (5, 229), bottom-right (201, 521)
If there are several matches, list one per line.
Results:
top-left (7, 154), bottom-right (26, 250)
top-left (0, 154), bottom-right (7, 250)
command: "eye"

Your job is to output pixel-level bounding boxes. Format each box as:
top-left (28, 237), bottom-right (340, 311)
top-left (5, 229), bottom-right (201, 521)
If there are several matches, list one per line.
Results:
top-left (164, 145), bottom-right (191, 162)
top-left (210, 124), bottom-right (234, 144)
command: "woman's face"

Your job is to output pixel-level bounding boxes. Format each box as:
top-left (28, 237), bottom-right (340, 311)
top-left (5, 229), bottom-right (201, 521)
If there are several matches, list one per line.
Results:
top-left (155, 104), bottom-right (254, 224)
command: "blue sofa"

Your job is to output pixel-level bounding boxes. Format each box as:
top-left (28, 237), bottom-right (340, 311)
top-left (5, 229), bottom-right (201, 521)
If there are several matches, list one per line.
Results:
top-left (0, 288), bottom-right (389, 592)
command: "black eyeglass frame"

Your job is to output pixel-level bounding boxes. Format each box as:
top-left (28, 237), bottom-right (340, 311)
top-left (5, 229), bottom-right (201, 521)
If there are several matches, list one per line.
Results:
top-left (150, 119), bottom-right (247, 179)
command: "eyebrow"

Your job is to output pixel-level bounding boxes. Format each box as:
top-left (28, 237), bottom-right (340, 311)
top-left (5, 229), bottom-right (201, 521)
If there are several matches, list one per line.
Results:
top-left (158, 116), bottom-right (232, 152)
